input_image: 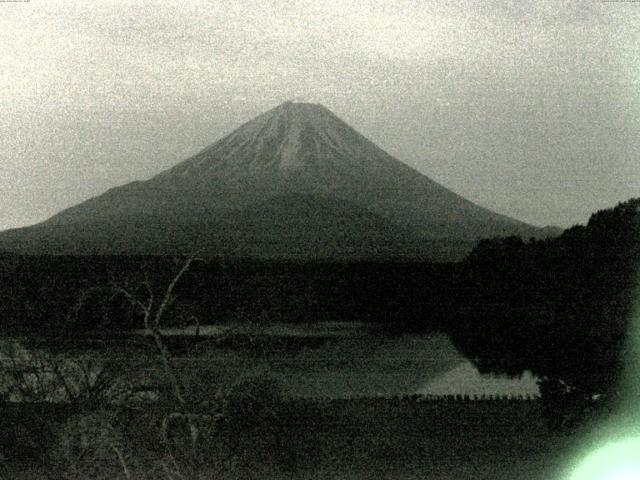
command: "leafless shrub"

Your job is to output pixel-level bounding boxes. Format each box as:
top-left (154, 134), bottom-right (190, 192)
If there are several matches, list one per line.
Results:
top-left (37, 254), bottom-right (282, 479)
top-left (0, 342), bottom-right (136, 406)
top-left (112, 256), bottom-right (201, 405)
top-left (111, 255), bottom-right (224, 478)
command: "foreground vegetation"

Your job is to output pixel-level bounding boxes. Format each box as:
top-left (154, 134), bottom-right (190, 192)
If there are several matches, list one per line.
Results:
top-left (0, 395), bottom-right (572, 480)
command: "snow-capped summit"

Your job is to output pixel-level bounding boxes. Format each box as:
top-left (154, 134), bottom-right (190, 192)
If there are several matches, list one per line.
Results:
top-left (0, 102), bottom-right (552, 259)
top-left (162, 100), bottom-right (408, 179)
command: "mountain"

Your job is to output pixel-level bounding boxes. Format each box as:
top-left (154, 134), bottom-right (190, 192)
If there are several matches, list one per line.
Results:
top-left (0, 101), bottom-right (556, 260)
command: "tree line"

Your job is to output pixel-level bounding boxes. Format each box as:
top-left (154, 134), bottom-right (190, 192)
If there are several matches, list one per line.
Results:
top-left (447, 197), bottom-right (640, 426)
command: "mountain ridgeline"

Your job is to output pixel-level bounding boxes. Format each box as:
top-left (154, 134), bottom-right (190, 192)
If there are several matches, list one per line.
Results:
top-left (0, 102), bottom-right (555, 260)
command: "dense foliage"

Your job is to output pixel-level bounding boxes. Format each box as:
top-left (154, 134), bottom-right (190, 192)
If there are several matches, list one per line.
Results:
top-left (449, 198), bottom-right (640, 421)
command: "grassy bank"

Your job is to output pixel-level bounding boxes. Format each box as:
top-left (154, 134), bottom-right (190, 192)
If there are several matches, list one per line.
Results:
top-left (0, 397), bottom-right (573, 479)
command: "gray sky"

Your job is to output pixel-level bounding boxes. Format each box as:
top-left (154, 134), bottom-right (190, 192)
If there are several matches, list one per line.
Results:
top-left (1, 0), bottom-right (638, 231)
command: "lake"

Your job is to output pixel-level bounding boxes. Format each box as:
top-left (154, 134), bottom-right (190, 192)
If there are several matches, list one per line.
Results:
top-left (0, 323), bottom-right (539, 401)
top-left (133, 322), bottom-right (541, 399)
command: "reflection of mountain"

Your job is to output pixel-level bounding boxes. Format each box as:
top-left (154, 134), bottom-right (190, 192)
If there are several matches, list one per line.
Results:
top-left (0, 102), bottom-right (554, 260)
top-left (419, 362), bottom-right (540, 397)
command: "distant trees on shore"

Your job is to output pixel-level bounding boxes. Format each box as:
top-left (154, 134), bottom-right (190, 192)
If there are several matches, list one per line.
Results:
top-left (448, 197), bottom-right (640, 426)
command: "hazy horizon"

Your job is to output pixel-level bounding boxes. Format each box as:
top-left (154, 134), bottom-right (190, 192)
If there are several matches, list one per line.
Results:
top-left (2, 0), bottom-right (639, 231)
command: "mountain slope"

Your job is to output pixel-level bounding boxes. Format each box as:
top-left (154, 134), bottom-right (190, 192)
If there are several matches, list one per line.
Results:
top-left (0, 101), bottom-right (554, 260)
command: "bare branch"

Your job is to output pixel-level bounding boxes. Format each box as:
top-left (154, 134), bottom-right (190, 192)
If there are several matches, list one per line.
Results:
top-left (153, 256), bottom-right (197, 329)
top-left (112, 285), bottom-right (149, 316)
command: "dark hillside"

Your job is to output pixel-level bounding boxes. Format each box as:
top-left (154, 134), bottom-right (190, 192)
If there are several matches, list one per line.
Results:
top-left (446, 198), bottom-right (640, 424)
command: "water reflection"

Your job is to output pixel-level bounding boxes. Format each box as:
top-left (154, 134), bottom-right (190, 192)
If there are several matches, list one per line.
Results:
top-left (419, 362), bottom-right (540, 398)
top-left (1, 326), bottom-right (541, 400)
top-left (172, 328), bottom-right (542, 398)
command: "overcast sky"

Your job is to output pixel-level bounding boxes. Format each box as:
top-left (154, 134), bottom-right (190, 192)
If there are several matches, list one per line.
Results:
top-left (1, 0), bottom-right (638, 230)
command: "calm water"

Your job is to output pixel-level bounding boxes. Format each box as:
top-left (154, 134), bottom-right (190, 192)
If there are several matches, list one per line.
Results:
top-left (0, 323), bottom-right (540, 400)
top-left (136, 322), bottom-right (540, 398)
